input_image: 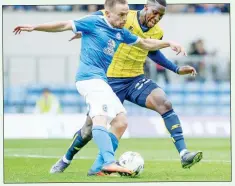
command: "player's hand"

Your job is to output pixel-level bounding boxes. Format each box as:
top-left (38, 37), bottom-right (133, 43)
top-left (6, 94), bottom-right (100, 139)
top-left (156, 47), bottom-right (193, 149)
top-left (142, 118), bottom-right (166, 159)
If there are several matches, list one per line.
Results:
top-left (169, 41), bottom-right (187, 56)
top-left (178, 65), bottom-right (197, 76)
top-left (13, 25), bottom-right (35, 35)
top-left (69, 32), bottom-right (82, 41)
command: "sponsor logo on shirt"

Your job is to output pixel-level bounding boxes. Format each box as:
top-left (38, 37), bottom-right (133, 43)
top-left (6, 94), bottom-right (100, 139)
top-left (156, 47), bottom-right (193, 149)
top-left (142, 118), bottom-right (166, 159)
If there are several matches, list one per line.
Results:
top-left (103, 39), bottom-right (116, 56)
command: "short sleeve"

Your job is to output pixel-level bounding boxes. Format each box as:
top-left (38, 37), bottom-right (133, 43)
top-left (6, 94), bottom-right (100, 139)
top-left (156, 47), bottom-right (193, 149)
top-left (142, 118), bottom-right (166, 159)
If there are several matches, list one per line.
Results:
top-left (123, 28), bottom-right (140, 45)
top-left (71, 15), bottom-right (97, 33)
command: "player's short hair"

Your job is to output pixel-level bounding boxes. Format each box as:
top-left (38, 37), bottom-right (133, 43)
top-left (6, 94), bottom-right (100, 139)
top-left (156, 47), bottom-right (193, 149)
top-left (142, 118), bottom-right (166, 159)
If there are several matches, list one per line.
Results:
top-left (105, 0), bottom-right (128, 9)
top-left (147, 0), bottom-right (167, 7)
top-left (43, 88), bottom-right (50, 93)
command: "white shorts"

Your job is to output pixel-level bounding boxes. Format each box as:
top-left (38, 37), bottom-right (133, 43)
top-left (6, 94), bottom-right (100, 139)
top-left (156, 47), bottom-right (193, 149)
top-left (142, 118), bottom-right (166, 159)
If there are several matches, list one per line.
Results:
top-left (76, 79), bottom-right (126, 121)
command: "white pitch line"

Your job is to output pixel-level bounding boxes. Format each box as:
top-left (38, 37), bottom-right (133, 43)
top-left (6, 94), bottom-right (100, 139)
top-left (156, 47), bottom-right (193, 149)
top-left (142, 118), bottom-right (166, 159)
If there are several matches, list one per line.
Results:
top-left (4, 154), bottom-right (231, 163)
top-left (5, 154), bottom-right (93, 159)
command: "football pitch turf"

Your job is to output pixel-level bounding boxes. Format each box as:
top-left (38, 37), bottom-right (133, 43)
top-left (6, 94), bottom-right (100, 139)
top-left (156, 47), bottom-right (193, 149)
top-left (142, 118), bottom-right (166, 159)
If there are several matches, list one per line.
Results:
top-left (4, 138), bottom-right (231, 183)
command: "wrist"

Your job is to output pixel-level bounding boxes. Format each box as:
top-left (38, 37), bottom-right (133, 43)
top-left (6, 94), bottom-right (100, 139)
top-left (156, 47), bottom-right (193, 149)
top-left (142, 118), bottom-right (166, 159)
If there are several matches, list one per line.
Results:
top-left (168, 41), bottom-right (174, 47)
top-left (164, 41), bottom-right (170, 47)
top-left (176, 67), bottom-right (180, 74)
top-left (159, 40), bottom-right (170, 49)
top-left (32, 25), bottom-right (37, 31)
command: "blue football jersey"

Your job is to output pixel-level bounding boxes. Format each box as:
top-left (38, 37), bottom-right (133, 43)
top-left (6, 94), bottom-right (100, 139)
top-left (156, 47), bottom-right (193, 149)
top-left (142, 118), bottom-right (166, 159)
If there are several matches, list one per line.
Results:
top-left (72, 15), bottom-right (140, 82)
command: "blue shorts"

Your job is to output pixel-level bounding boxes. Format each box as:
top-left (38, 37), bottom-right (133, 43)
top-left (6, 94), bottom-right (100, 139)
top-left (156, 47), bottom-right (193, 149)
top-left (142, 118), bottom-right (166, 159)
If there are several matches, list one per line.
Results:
top-left (108, 75), bottom-right (159, 107)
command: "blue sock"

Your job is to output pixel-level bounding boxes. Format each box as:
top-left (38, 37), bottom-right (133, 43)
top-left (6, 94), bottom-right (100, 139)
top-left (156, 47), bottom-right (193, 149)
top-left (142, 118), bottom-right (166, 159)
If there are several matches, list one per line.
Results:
top-left (90, 132), bottom-right (119, 173)
top-left (65, 129), bottom-right (89, 161)
top-left (92, 126), bottom-right (115, 166)
top-left (161, 109), bottom-right (187, 154)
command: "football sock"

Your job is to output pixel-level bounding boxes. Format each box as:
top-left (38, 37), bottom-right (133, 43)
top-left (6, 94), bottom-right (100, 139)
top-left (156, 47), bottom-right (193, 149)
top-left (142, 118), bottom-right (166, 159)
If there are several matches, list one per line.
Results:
top-left (65, 129), bottom-right (89, 162)
top-left (90, 132), bottom-right (119, 172)
top-left (92, 126), bottom-right (115, 166)
top-left (161, 109), bottom-right (187, 154)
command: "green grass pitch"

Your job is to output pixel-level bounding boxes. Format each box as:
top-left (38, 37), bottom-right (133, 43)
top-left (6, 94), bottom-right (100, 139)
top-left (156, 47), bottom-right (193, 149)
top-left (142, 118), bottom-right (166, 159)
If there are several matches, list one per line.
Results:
top-left (4, 138), bottom-right (231, 183)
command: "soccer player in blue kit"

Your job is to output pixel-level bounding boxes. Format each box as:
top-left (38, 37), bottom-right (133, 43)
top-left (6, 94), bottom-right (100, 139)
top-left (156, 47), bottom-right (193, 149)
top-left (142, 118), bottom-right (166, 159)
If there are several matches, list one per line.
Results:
top-left (48, 0), bottom-right (203, 176)
top-left (14, 0), bottom-right (187, 175)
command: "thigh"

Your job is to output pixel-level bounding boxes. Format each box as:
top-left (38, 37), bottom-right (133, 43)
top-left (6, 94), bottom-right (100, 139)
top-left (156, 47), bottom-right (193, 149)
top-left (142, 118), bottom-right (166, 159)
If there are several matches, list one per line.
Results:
top-left (76, 79), bottom-right (126, 121)
top-left (126, 76), bottom-right (159, 107)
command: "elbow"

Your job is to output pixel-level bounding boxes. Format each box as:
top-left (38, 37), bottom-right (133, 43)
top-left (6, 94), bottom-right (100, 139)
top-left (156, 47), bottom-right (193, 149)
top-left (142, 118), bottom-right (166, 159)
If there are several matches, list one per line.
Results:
top-left (62, 23), bottom-right (69, 31)
top-left (141, 39), bottom-right (160, 51)
top-left (61, 21), bottom-right (71, 31)
top-left (141, 39), bottom-right (152, 51)
top-left (148, 47), bottom-right (157, 51)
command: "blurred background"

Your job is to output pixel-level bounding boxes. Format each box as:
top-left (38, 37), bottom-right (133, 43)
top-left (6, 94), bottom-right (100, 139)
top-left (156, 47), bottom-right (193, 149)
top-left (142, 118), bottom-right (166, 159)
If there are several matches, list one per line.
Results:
top-left (2, 4), bottom-right (230, 13)
top-left (3, 4), bottom-right (230, 139)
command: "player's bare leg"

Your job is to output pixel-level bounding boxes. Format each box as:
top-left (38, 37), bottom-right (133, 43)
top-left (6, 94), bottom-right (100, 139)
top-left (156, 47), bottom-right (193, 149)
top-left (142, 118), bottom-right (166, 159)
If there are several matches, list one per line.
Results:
top-left (145, 87), bottom-right (203, 169)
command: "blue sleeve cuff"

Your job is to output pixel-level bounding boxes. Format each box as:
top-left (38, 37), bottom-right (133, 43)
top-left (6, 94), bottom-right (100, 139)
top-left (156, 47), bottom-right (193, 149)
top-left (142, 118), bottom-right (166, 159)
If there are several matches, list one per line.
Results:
top-left (176, 67), bottom-right (180, 74)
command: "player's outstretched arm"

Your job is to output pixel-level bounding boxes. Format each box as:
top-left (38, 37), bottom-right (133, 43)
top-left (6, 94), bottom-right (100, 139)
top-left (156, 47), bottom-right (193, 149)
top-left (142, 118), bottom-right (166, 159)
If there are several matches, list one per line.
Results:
top-left (13, 21), bottom-right (73, 34)
top-left (135, 39), bottom-right (187, 56)
top-left (148, 50), bottom-right (180, 73)
top-left (148, 50), bottom-right (197, 76)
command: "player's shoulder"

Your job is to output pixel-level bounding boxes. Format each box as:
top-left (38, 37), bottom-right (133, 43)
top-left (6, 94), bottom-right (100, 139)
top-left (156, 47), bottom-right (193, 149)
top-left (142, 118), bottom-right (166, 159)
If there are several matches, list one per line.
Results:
top-left (128, 10), bottom-right (138, 14)
top-left (77, 14), bottom-right (104, 22)
top-left (92, 10), bottom-right (105, 16)
top-left (121, 28), bottom-right (128, 37)
top-left (129, 10), bottom-right (137, 14)
top-left (153, 23), bottom-right (164, 33)
top-left (127, 10), bottom-right (138, 18)
top-left (122, 27), bottom-right (132, 35)
top-left (150, 23), bottom-right (164, 38)
top-left (89, 14), bottom-right (104, 21)
top-left (88, 14), bottom-right (106, 25)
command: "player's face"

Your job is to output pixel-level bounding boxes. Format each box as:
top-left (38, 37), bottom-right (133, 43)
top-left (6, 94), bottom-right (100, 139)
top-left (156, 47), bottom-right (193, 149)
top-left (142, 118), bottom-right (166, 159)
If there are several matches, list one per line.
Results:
top-left (107, 3), bottom-right (129, 28)
top-left (43, 90), bottom-right (50, 98)
top-left (144, 5), bottom-right (165, 28)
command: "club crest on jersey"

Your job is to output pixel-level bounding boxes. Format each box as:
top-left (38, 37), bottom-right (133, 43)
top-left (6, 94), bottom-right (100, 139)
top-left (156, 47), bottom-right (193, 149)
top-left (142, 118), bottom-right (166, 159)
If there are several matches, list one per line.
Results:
top-left (116, 32), bottom-right (122, 40)
top-left (102, 104), bottom-right (108, 112)
top-left (103, 39), bottom-right (116, 56)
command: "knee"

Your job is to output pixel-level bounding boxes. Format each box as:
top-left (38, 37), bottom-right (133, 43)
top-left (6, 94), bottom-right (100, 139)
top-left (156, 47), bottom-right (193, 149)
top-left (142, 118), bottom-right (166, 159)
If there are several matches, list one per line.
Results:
top-left (162, 100), bottom-right (173, 112)
top-left (118, 117), bottom-right (128, 130)
top-left (113, 115), bottom-right (128, 131)
top-left (147, 89), bottom-right (173, 114)
top-left (153, 98), bottom-right (173, 114)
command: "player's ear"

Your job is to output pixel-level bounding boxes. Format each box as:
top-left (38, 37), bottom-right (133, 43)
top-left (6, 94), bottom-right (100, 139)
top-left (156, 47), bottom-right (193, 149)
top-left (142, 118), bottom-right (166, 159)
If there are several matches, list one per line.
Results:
top-left (105, 10), bottom-right (110, 18)
top-left (144, 5), bottom-right (148, 11)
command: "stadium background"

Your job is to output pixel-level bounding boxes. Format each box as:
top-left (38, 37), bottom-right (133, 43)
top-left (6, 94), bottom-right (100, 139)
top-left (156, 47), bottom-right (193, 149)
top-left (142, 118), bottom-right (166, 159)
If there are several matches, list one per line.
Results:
top-left (3, 3), bottom-right (231, 182)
